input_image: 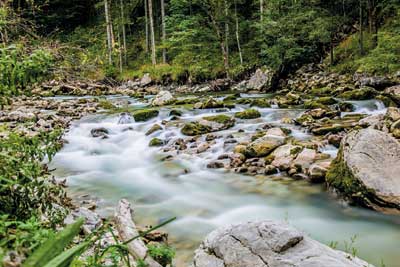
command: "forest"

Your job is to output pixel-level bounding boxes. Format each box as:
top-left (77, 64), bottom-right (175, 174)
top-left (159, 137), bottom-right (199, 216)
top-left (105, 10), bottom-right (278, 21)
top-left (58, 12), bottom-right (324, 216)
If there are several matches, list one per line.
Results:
top-left (1, 0), bottom-right (400, 267)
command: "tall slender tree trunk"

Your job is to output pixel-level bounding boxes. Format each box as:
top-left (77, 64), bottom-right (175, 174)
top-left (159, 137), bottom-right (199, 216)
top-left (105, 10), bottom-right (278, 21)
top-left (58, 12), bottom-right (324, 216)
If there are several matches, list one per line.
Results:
top-left (367, 0), bottom-right (378, 48)
top-left (359, 0), bottom-right (365, 55)
top-left (118, 30), bottom-right (123, 73)
top-left (120, 0), bottom-right (127, 65)
top-left (161, 0), bottom-right (167, 63)
top-left (260, 0), bottom-right (264, 22)
top-left (148, 0), bottom-right (157, 65)
top-left (104, 0), bottom-right (113, 65)
top-left (234, 0), bottom-right (243, 65)
top-left (224, 0), bottom-right (229, 66)
top-left (144, 0), bottom-right (149, 53)
top-left (209, 14), bottom-right (229, 79)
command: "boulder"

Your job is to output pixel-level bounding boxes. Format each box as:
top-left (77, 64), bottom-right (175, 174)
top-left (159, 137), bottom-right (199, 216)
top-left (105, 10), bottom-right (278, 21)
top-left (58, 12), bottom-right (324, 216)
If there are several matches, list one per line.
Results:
top-left (149, 138), bottom-right (164, 147)
top-left (91, 127), bottom-right (109, 138)
top-left (118, 112), bottom-right (133, 124)
top-left (181, 122), bottom-right (212, 136)
top-left (326, 128), bottom-right (400, 213)
top-left (235, 109), bottom-right (261, 119)
top-left (132, 109), bottom-right (159, 122)
top-left (193, 221), bottom-right (373, 267)
top-left (244, 135), bottom-right (285, 158)
top-left (145, 124), bottom-right (163, 136)
top-left (358, 76), bottom-right (394, 90)
top-left (140, 73), bottom-right (152, 86)
top-left (246, 68), bottom-right (276, 91)
top-left (151, 90), bottom-right (175, 106)
top-left (384, 85), bottom-right (400, 105)
top-left (339, 87), bottom-right (377, 100)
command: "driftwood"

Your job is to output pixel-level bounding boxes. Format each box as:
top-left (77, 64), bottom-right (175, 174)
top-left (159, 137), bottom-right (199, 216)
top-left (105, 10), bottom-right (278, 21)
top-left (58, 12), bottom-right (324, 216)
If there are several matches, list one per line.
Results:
top-left (115, 199), bottom-right (162, 267)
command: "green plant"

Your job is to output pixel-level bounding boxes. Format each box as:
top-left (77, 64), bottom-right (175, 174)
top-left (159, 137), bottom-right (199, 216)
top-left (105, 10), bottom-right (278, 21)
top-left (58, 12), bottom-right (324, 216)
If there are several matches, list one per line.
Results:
top-left (148, 244), bottom-right (175, 267)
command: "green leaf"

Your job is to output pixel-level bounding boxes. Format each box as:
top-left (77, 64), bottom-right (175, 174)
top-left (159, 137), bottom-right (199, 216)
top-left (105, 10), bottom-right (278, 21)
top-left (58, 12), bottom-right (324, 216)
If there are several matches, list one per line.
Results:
top-left (23, 218), bottom-right (85, 267)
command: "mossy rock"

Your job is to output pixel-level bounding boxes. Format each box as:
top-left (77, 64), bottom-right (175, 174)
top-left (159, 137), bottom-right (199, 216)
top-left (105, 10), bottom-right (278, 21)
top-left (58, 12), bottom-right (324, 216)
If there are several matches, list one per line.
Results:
top-left (174, 98), bottom-right (198, 105)
top-left (295, 114), bottom-right (314, 125)
top-left (309, 87), bottom-right (331, 96)
top-left (169, 109), bottom-right (182, 117)
top-left (236, 98), bottom-right (253, 105)
top-left (132, 109), bottom-right (159, 122)
top-left (311, 124), bottom-right (345, 135)
top-left (181, 122), bottom-right (212, 136)
top-left (303, 100), bottom-right (328, 110)
top-left (317, 97), bottom-right (337, 105)
top-left (203, 114), bottom-right (234, 125)
top-left (250, 98), bottom-right (271, 108)
top-left (149, 138), bottom-right (164, 147)
top-left (339, 87), bottom-right (377, 100)
top-left (223, 95), bottom-right (238, 102)
top-left (98, 99), bottom-right (115, 110)
top-left (338, 102), bottom-right (355, 112)
top-left (235, 109), bottom-right (261, 119)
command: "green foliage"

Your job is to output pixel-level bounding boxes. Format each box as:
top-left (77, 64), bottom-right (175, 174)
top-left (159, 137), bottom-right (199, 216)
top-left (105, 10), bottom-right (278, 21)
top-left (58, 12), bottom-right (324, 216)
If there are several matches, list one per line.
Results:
top-left (0, 216), bottom-right (54, 259)
top-left (0, 44), bottom-right (54, 96)
top-left (148, 244), bottom-right (175, 267)
top-left (0, 130), bottom-right (65, 221)
top-left (23, 218), bottom-right (85, 267)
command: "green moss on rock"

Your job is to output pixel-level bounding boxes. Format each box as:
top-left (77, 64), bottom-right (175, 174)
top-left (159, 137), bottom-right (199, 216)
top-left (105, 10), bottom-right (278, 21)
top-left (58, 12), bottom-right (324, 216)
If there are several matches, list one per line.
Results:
top-left (339, 87), bottom-right (377, 100)
top-left (133, 109), bottom-right (159, 122)
top-left (149, 138), bottom-right (164, 147)
top-left (181, 122), bottom-right (212, 136)
top-left (235, 109), bottom-right (261, 119)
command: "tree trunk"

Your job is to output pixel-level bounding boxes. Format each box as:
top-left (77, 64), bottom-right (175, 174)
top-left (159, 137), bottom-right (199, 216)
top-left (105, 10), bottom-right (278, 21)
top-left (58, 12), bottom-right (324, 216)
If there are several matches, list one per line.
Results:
top-left (234, 0), bottom-right (243, 65)
top-left (144, 0), bottom-right (149, 53)
top-left (224, 0), bottom-right (229, 67)
top-left (120, 0), bottom-right (127, 65)
top-left (359, 0), bottom-right (365, 56)
top-left (260, 0), bottom-right (264, 22)
top-left (367, 0), bottom-right (378, 48)
top-left (148, 0), bottom-right (157, 65)
top-left (209, 13), bottom-right (229, 79)
top-left (161, 0), bottom-right (167, 63)
top-left (117, 29), bottom-right (123, 73)
top-left (104, 0), bottom-right (113, 65)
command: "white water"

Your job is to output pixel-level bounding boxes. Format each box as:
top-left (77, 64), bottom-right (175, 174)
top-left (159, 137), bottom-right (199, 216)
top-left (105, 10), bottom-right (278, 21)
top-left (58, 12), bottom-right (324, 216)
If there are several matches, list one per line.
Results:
top-left (50, 96), bottom-right (399, 267)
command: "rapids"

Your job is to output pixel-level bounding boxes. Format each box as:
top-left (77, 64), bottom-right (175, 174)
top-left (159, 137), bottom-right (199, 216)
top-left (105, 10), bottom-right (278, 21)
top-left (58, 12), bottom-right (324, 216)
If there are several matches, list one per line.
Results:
top-left (50, 95), bottom-right (400, 267)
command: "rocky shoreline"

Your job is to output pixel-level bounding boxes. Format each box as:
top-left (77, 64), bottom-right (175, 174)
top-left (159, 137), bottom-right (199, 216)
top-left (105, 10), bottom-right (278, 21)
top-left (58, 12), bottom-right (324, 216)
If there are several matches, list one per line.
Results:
top-left (2, 65), bottom-right (400, 266)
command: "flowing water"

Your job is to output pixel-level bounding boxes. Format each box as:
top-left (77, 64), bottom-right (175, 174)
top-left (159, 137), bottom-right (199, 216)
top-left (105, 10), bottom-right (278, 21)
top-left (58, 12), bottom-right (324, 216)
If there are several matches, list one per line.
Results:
top-left (50, 95), bottom-right (400, 267)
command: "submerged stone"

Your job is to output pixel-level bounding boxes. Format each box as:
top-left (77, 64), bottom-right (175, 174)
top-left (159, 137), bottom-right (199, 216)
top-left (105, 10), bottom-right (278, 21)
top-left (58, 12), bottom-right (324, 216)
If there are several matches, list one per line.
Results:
top-left (235, 109), bottom-right (261, 119)
top-left (132, 109), bottom-right (159, 122)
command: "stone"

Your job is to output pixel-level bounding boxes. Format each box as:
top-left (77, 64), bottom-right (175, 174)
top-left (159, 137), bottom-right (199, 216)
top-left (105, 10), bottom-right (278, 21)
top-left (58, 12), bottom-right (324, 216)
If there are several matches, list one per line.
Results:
top-left (339, 87), bottom-right (377, 100)
top-left (385, 107), bottom-right (400, 122)
top-left (271, 144), bottom-right (302, 171)
top-left (169, 109), bottom-right (182, 117)
top-left (293, 148), bottom-right (317, 172)
top-left (145, 124), bottom-right (163, 136)
top-left (181, 122), bottom-right (212, 136)
top-left (118, 112), bottom-right (133, 124)
top-left (140, 73), bottom-right (152, 86)
top-left (91, 127), bottom-right (109, 138)
top-left (384, 85), bottom-right (400, 106)
top-left (359, 76), bottom-right (394, 90)
top-left (234, 109), bottom-right (261, 119)
top-left (244, 135), bottom-right (286, 158)
top-left (132, 109), bottom-right (159, 122)
top-left (193, 221), bottom-right (373, 267)
top-left (151, 90), bottom-right (175, 106)
top-left (149, 138), bottom-right (164, 147)
top-left (338, 102), bottom-right (355, 112)
top-left (197, 142), bottom-right (210, 153)
top-left (326, 128), bottom-right (400, 213)
top-left (246, 68), bottom-right (276, 91)
top-left (309, 162), bottom-right (330, 183)
top-left (207, 161), bottom-right (225, 169)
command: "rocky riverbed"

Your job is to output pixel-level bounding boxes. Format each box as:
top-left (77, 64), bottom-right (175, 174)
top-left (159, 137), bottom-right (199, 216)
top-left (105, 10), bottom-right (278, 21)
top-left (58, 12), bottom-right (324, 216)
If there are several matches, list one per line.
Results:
top-left (3, 66), bottom-right (400, 266)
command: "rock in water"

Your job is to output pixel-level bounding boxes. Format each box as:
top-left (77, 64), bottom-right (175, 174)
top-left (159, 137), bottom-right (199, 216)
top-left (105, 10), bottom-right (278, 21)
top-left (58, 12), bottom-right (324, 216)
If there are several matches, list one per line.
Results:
top-left (193, 221), bottom-right (373, 267)
top-left (151, 90), bottom-right (175, 106)
top-left (118, 112), bottom-right (133, 124)
top-left (326, 128), bottom-right (400, 214)
top-left (140, 73), bottom-right (152, 86)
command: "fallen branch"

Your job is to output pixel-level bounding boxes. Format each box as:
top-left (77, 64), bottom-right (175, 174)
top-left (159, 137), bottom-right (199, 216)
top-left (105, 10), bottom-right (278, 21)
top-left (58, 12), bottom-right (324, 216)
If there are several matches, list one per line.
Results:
top-left (114, 199), bottom-right (162, 267)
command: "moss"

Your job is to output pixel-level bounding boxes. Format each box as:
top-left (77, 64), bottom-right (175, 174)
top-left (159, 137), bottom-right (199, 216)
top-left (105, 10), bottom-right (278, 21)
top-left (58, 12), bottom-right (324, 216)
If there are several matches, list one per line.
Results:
top-left (203, 114), bottom-right (233, 124)
top-left (149, 138), bottom-right (164, 147)
top-left (326, 146), bottom-right (376, 207)
top-left (250, 98), bottom-right (271, 108)
top-left (309, 87), bottom-right (331, 96)
top-left (181, 122), bottom-right (212, 136)
top-left (339, 87), bottom-right (377, 100)
top-left (235, 109), bottom-right (261, 119)
top-left (223, 95), bottom-right (237, 102)
top-left (338, 102), bottom-right (355, 112)
top-left (132, 109), bottom-right (159, 122)
top-left (174, 98), bottom-right (198, 105)
top-left (303, 100), bottom-right (328, 110)
top-left (311, 124), bottom-right (345, 135)
top-left (236, 98), bottom-right (253, 105)
top-left (295, 114), bottom-right (314, 125)
top-left (98, 99), bottom-right (115, 110)
top-left (318, 96), bottom-right (337, 105)
top-left (251, 131), bottom-right (266, 141)
top-left (290, 146), bottom-right (303, 156)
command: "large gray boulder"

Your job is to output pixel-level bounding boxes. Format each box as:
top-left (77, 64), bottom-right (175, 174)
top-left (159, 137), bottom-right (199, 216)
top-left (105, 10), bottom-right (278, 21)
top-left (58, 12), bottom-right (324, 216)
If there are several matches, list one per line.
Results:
top-left (384, 85), bottom-right (400, 106)
top-left (193, 221), bottom-right (373, 267)
top-left (151, 90), bottom-right (175, 106)
top-left (247, 68), bottom-right (276, 91)
top-left (326, 128), bottom-right (400, 214)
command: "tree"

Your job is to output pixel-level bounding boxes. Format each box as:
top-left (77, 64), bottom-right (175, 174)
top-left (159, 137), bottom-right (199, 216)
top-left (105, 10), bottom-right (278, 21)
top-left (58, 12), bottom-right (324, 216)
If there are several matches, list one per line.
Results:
top-left (120, 0), bottom-right (127, 65)
top-left (359, 0), bottom-right (365, 55)
top-left (104, 0), bottom-right (113, 65)
top-left (234, 0), bottom-right (243, 65)
top-left (161, 0), bottom-right (167, 63)
top-left (148, 0), bottom-right (157, 65)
